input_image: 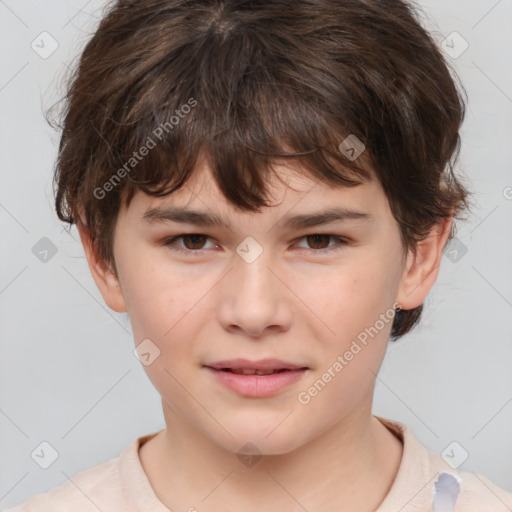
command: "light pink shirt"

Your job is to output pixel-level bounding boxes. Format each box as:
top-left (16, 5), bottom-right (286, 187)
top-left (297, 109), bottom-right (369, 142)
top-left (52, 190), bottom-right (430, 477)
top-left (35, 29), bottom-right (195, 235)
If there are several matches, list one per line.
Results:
top-left (6, 416), bottom-right (512, 512)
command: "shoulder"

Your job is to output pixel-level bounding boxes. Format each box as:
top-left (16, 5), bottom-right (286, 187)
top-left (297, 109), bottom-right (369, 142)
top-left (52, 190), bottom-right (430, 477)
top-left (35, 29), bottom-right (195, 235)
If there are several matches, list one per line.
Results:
top-left (4, 449), bottom-right (126, 512)
top-left (451, 468), bottom-right (512, 512)
top-left (375, 416), bottom-right (512, 512)
top-left (421, 440), bottom-right (512, 511)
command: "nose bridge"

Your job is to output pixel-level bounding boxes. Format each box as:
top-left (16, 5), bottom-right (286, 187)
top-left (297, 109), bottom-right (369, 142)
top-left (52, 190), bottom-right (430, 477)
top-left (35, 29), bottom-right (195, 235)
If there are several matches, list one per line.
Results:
top-left (232, 237), bottom-right (278, 303)
top-left (217, 237), bottom-right (292, 336)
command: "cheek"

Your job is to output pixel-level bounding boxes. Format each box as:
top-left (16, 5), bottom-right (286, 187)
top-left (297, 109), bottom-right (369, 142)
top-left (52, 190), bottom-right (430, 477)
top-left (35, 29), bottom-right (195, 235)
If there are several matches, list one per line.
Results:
top-left (292, 261), bottom-right (397, 417)
top-left (287, 252), bottom-right (401, 387)
top-left (123, 266), bottom-right (201, 398)
top-left (115, 248), bottom-right (176, 351)
top-left (289, 256), bottom-right (392, 335)
top-left (120, 252), bottom-right (215, 360)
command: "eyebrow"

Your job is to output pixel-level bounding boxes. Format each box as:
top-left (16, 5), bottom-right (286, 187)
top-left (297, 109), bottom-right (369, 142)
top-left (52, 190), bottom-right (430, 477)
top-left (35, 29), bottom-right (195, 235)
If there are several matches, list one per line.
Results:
top-left (142, 206), bottom-right (373, 230)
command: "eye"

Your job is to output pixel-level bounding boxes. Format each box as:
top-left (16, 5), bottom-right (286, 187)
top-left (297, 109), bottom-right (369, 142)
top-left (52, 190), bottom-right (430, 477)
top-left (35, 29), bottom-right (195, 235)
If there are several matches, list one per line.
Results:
top-left (162, 234), bottom-right (217, 254)
top-left (162, 233), bottom-right (349, 255)
top-left (294, 234), bottom-right (349, 254)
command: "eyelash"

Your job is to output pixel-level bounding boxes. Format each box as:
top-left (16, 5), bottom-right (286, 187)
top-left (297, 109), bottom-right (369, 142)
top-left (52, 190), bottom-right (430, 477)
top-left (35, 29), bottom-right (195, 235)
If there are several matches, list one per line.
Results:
top-left (161, 233), bottom-right (350, 256)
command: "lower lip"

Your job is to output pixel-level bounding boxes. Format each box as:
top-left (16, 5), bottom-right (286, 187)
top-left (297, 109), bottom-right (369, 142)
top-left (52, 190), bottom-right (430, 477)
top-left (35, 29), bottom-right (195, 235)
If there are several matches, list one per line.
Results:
top-left (205, 367), bottom-right (308, 397)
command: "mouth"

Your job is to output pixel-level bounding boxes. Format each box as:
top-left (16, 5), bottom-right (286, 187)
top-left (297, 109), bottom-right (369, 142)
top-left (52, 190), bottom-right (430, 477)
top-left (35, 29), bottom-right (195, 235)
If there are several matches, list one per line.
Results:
top-left (204, 358), bottom-right (309, 373)
top-left (213, 368), bottom-right (295, 375)
top-left (203, 359), bottom-right (309, 397)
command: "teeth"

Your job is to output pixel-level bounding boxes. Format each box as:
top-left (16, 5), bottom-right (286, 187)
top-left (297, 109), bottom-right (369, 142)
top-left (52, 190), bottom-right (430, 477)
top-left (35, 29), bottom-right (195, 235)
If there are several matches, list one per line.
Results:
top-left (229, 368), bottom-right (281, 375)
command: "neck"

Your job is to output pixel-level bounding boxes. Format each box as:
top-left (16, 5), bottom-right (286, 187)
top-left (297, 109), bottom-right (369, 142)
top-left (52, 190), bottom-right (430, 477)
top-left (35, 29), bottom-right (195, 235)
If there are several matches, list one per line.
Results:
top-left (139, 404), bottom-right (403, 512)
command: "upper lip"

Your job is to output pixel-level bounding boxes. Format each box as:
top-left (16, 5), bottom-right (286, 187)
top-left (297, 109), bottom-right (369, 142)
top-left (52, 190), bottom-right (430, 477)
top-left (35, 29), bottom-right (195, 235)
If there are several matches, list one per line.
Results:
top-left (205, 358), bottom-right (308, 371)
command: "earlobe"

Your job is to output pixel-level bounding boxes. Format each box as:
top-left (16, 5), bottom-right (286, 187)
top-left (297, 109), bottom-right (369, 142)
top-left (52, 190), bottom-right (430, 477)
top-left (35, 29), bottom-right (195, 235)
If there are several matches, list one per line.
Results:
top-left (396, 217), bottom-right (453, 311)
top-left (76, 222), bottom-right (128, 313)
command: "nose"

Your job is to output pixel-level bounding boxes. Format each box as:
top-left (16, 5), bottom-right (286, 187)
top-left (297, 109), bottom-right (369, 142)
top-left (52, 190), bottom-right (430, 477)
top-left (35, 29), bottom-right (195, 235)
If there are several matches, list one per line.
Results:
top-left (216, 248), bottom-right (294, 338)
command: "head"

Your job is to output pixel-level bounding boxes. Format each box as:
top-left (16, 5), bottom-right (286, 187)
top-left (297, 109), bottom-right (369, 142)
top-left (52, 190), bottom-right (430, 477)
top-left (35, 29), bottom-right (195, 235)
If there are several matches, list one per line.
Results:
top-left (51, 0), bottom-right (471, 454)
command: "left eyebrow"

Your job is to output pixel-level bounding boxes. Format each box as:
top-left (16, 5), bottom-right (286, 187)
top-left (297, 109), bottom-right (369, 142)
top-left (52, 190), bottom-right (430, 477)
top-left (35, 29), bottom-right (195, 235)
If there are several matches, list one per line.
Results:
top-left (277, 207), bottom-right (373, 230)
top-left (141, 206), bottom-right (373, 230)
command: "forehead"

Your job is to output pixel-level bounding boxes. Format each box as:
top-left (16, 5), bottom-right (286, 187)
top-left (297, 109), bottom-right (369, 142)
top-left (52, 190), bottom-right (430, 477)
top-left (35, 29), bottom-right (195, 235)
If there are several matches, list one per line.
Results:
top-left (122, 156), bottom-right (386, 226)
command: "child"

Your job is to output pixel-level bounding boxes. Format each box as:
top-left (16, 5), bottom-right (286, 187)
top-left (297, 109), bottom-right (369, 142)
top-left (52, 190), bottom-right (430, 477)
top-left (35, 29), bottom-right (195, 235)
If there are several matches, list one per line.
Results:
top-left (7, 0), bottom-right (512, 510)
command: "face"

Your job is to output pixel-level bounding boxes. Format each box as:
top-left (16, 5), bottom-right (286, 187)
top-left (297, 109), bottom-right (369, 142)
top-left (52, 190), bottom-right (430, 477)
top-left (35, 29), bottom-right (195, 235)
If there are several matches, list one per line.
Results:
top-left (81, 156), bottom-right (446, 456)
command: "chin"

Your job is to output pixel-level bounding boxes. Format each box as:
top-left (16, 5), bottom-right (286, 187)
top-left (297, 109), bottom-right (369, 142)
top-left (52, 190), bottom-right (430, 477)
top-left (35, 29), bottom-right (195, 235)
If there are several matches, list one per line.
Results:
top-left (209, 417), bottom-right (310, 457)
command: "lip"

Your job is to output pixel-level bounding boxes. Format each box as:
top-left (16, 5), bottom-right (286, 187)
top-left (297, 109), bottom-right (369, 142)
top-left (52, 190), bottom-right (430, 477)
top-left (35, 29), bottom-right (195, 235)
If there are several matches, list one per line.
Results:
top-left (204, 359), bottom-right (309, 398)
top-left (205, 358), bottom-right (307, 371)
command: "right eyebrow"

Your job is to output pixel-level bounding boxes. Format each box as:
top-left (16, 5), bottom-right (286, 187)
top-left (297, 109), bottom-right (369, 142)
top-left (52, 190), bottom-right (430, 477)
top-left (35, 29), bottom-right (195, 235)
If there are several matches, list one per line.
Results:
top-left (142, 206), bottom-right (230, 229)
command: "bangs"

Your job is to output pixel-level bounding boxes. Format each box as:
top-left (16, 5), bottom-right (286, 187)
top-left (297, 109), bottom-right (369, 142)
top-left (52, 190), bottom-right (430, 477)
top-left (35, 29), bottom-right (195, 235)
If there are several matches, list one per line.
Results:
top-left (105, 25), bottom-right (374, 211)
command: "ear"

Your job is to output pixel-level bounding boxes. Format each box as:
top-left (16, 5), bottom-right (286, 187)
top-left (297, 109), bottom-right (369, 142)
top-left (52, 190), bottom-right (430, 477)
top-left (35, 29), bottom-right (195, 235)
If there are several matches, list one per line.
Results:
top-left (76, 221), bottom-right (128, 313)
top-left (396, 216), bottom-right (453, 311)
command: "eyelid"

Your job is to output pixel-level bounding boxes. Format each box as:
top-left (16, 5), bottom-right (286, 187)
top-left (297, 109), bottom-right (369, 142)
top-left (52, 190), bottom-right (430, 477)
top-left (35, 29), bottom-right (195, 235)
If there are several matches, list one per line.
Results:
top-left (162, 233), bottom-right (350, 255)
top-left (293, 234), bottom-right (350, 252)
top-left (162, 234), bottom-right (219, 252)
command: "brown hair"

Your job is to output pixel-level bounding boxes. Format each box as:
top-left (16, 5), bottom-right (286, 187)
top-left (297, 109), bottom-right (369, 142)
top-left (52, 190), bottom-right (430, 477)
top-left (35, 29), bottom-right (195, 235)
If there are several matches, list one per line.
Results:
top-left (50, 0), bottom-right (471, 340)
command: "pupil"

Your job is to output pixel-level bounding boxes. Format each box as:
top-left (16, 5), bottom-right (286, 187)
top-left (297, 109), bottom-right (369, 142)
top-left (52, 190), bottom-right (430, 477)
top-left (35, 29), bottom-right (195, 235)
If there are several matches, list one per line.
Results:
top-left (184, 234), bottom-right (206, 250)
top-left (307, 234), bottom-right (329, 249)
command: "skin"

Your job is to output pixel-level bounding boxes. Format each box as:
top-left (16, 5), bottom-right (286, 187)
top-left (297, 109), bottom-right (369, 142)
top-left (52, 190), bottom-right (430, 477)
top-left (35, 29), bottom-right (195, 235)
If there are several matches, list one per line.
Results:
top-left (78, 155), bottom-right (452, 512)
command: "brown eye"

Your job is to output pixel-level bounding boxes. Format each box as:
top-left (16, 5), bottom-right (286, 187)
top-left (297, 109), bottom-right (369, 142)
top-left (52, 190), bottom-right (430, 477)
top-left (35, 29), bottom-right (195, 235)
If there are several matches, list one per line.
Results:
top-left (162, 234), bottom-right (215, 253)
top-left (295, 234), bottom-right (349, 254)
top-left (181, 234), bottom-right (208, 250)
top-left (305, 234), bottom-right (331, 250)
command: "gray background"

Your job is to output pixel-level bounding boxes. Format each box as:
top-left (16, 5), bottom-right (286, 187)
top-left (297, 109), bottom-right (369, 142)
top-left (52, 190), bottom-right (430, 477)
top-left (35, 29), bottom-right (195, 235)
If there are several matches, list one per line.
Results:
top-left (1, 0), bottom-right (511, 508)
